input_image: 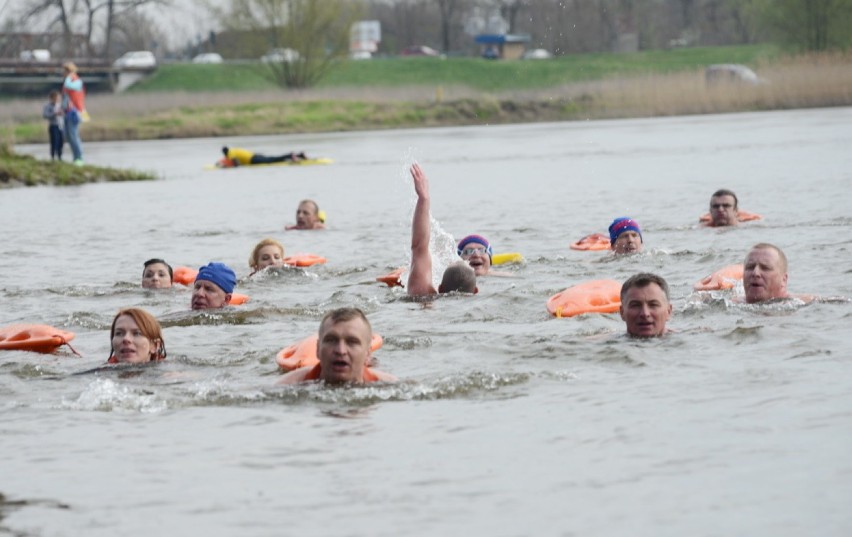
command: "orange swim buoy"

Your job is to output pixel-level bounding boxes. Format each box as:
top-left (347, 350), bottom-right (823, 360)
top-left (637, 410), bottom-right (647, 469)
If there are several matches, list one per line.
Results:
top-left (693, 264), bottom-right (743, 291)
top-left (546, 279), bottom-right (622, 318)
top-left (276, 333), bottom-right (383, 371)
top-left (570, 233), bottom-right (611, 251)
top-left (376, 267), bottom-right (406, 288)
top-left (699, 210), bottom-right (762, 225)
top-left (228, 293), bottom-right (250, 305)
top-left (0, 324), bottom-right (77, 354)
top-left (283, 254), bottom-right (327, 267)
top-left (173, 266), bottom-right (198, 285)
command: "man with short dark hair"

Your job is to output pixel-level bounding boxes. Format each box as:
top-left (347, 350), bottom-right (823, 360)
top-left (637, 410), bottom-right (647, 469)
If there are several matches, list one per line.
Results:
top-left (278, 307), bottom-right (396, 384)
top-left (619, 273), bottom-right (673, 338)
top-left (708, 189), bottom-right (739, 227)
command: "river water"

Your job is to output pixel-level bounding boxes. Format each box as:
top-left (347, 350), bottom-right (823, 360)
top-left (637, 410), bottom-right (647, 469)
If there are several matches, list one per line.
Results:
top-left (2, 108), bottom-right (851, 536)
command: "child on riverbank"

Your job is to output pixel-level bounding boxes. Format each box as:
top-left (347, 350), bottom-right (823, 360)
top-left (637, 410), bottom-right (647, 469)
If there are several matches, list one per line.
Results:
top-left (42, 90), bottom-right (64, 161)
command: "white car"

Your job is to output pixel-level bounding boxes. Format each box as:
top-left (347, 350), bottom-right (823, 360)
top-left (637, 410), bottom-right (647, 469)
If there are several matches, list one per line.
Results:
top-left (114, 51), bottom-right (157, 68)
top-left (522, 49), bottom-right (553, 60)
top-left (20, 49), bottom-right (51, 62)
top-left (192, 53), bottom-right (223, 64)
top-left (261, 48), bottom-right (300, 63)
top-left (705, 64), bottom-right (762, 85)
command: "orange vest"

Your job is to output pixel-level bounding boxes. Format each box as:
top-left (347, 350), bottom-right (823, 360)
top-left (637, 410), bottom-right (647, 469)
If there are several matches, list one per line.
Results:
top-left (303, 363), bottom-right (380, 382)
top-left (63, 73), bottom-right (86, 112)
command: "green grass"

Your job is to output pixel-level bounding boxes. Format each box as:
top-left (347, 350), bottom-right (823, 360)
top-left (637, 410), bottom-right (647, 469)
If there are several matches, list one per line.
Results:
top-left (0, 143), bottom-right (156, 187)
top-left (131, 44), bottom-right (780, 93)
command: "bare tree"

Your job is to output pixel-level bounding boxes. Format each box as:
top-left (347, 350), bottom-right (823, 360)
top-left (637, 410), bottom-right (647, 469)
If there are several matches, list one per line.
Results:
top-left (20, 0), bottom-right (170, 58)
top-left (221, 0), bottom-right (362, 88)
top-left (22, 0), bottom-right (75, 56)
top-left (759, 0), bottom-right (852, 51)
top-left (499, 0), bottom-right (526, 33)
top-left (434, 0), bottom-right (464, 53)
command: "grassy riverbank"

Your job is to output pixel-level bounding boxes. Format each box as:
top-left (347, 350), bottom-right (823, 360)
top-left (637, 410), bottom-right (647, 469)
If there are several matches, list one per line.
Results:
top-left (0, 144), bottom-right (156, 187)
top-left (1, 46), bottom-right (849, 144)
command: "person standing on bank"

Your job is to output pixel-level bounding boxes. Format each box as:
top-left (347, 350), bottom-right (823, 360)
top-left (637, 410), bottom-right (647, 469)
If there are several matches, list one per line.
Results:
top-left (61, 62), bottom-right (86, 166)
top-left (42, 90), bottom-right (64, 161)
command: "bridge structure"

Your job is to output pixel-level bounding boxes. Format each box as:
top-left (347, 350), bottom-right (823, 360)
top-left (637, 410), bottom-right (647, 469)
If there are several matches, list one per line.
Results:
top-left (0, 59), bottom-right (157, 95)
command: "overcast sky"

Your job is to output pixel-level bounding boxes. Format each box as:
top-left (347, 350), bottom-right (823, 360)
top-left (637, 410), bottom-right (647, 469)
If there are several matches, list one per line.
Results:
top-left (2, 0), bottom-right (226, 49)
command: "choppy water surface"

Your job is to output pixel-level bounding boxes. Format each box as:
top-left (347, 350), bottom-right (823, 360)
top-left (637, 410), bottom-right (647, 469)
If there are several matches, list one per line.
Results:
top-left (2, 108), bottom-right (851, 536)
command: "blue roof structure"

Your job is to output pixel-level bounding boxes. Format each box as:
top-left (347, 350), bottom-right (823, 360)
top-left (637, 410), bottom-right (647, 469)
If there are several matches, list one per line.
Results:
top-left (474, 34), bottom-right (531, 45)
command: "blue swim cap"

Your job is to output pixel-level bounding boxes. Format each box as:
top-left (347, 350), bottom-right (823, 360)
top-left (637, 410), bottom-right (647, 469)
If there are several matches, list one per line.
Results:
top-left (195, 262), bottom-right (236, 294)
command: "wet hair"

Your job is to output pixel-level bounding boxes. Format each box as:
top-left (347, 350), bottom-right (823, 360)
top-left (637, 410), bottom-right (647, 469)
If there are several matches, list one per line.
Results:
top-left (620, 272), bottom-right (670, 303)
top-left (299, 199), bottom-right (320, 215)
top-left (108, 308), bottom-right (167, 362)
top-left (319, 307), bottom-right (372, 338)
top-left (143, 258), bottom-right (173, 282)
top-left (438, 262), bottom-right (477, 294)
top-left (711, 189), bottom-right (738, 209)
top-left (746, 243), bottom-right (788, 274)
top-left (249, 238), bottom-right (285, 269)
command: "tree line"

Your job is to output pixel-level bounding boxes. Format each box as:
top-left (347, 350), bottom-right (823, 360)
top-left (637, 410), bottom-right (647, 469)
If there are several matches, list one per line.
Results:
top-left (7, 0), bottom-right (850, 89)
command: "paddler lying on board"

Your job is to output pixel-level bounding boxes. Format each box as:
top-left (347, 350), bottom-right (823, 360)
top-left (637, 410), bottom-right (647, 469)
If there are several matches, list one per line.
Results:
top-left (216, 146), bottom-right (309, 167)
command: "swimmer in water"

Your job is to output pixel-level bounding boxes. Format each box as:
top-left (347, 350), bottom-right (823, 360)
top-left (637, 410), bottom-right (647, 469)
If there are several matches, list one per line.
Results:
top-left (608, 217), bottom-right (644, 255)
top-left (285, 199), bottom-right (326, 230)
top-left (456, 234), bottom-right (493, 276)
top-left (277, 307), bottom-right (397, 384)
top-left (107, 308), bottom-right (166, 364)
top-left (248, 238), bottom-right (285, 276)
top-left (707, 189), bottom-right (739, 227)
top-left (142, 258), bottom-right (173, 289)
top-left (191, 262), bottom-right (237, 310)
top-left (407, 163), bottom-right (477, 297)
top-left (619, 273), bottom-right (673, 338)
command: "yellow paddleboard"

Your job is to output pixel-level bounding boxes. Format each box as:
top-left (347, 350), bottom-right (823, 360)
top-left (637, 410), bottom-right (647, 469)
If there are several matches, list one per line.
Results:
top-left (204, 158), bottom-right (334, 170)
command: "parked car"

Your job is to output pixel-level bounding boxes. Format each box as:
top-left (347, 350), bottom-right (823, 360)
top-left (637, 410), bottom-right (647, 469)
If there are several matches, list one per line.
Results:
top-left (114, 50), bottom-right (157, 68)
top-left (705, 64), bottom-right (762, 86)
top-left (401, 45), bottom-right (439, 57)
top-left (20, 49), bottom-right (51, 62)
top-left (192, 53), bottom-right (223, 64)
top-left (481, 46), bottom-right (500, 60)
top-left (522, 48), bottom-right (552, 60)
top-left (261, 48), bottom-right (299, 63)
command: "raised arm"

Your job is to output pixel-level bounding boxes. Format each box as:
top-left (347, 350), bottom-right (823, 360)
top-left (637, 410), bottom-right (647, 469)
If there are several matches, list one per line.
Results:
top-left (407, 163), bottom-right (437, 296)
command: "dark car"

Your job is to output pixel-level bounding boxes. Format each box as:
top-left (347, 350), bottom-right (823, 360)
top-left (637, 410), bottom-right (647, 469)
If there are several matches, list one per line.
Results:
top-left (401, 45), bottom-right (440, 57)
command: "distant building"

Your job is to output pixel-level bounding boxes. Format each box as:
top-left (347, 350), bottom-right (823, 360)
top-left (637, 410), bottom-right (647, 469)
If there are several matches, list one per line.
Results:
top-left (474, 34), bottom-right (531, 60)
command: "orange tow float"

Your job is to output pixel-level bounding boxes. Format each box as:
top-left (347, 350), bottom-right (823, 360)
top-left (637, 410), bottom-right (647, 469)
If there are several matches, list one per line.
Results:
top-left (282, 254), bottom-right (327, 267)
top-left (570, 233), bottom-right (611, 251)
top-left (376, 267), bottom-right (406, 288)
top-left (693, 264), bottom-right (743, 291)
top-left (546, 279), bottom-right (622, 318)
top-left (699, 210), bottom-right (762, 225)
top-left (276, 333), bottom-right (384, 371)
top-left (0, 324), bottom-right (78, 354)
